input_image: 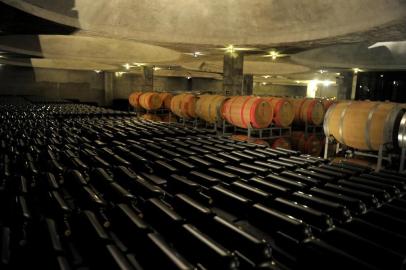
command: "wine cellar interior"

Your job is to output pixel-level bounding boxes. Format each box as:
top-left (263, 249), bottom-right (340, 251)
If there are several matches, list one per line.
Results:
top-left (0, 1), bottom-right (406, 269)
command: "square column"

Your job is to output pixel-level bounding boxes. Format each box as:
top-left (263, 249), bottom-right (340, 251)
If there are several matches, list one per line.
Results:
top-left (242, 74), bottom-right (253, 95)
top-left (336, 72), bottom-right (354, 100)
top-left (142, 66), bottom-right (154, 91)
top-left (104, 71), bottom-right (114, 106)
top-left (223, 52), bottom-right (244, 96)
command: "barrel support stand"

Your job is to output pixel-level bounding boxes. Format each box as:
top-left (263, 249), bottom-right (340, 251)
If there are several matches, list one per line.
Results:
top-left (399, 147), bottom-right (406, 174)
top-left (222, 120), bottom-right (234, 136)
top-left (376, 145), bottom-right (384, 172)
top-left (323, 136), bottom-right (343, 159)
top-left (243, 125), bottom-right (291, 140)
top-left (323, 137), bottom-right (329, 159)
top-left (304, 122), bottom-right (323, 137)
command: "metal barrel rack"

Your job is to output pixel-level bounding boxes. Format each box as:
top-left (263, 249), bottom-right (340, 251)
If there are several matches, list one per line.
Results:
top-left (222, 119), bottom-right (292, 140)
top-left (323, 136), bottom-right (406, 173)
top-left (303, 122), bottom-right (324, 136)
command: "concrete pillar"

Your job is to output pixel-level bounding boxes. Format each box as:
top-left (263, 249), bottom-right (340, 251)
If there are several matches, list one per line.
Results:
top-left (336, 72), bottom-right (353, 100)
top-left (242, 74), bottom-right (253, 95)
top-left (223, 52), bottom-right (244, 96)
top-left (104, 72), bottom-right (114, 106)
top-left (142, 66), bottom-right (154, 91)
top-left (187, 77), bottom-right (193, 91)
top-left (350, 73), bottom-right (358, 100)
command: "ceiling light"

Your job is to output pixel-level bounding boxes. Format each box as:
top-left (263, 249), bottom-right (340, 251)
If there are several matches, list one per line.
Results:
top-left (153, 67), bottom-right (161, 71)
top-left (115, 71), bottom-right (125, 77)
top-left (336, 73), bottom-right (341, 76)
top-left (323, 80), bottom-right (333, 86)
top-left (94, 70), bottom-right (102, 73)
top-left (353, 68), bottom-right (361, 74)
top-left (269, 50), bottom-right (279, 60)
top-left (262, 75), bottom-right (271, 79)
top-left (380, 74), bottom-right (384, 77)
top-left (123, 63), bottom-right (131, 70)
top-left (225, 45), bottom-right (235, 53)
top-left (319, 70), bottom-right (326, 74)
top-left (133, 63), bottom-right (145, 67)
top-left (193, 51), bottom-right (203, 57)
top-left (187, 76), bottom-right (192, 80)
top-left (262, 82), bottom-right (267, 86)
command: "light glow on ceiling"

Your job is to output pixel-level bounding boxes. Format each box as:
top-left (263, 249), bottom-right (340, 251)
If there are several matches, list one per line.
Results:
top-left (353, 68), bottom-right (362, 74)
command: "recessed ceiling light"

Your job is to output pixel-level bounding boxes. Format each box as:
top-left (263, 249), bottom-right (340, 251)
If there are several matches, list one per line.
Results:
top-left (323, 80), bottom-right (333, 86)
top-left (193, 51), bottom-right (204, 57)
top-left (262, 75), bottom-right (271, 79)
top-left (123, 63), bottom-right (131, 70)
top-left (269, 50), bottom-right (279, 60)
top-left (225, 45), bottom-right (235, 54)
top-left (353, 68), bottom-right (361, 74)
top-left (94, 70), bottom-right (102, 73)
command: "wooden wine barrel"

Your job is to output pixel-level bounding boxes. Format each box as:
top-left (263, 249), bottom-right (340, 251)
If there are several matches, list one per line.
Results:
top-left (160, 114), bottom-right (177, 123)
top-left (128, 92), bottom-right (143, 109)
top-left (139, 92), bottom-right (163, 110)
top-left (324, 101), bottom-right (405, 151)
top-left (195, 95), bottom-right (228, 123)
top-left (322, 99), bottom-right (335, 112)
top-left (291, 98), bottom-right (325, 125)
top-left (141, 114), bottom-right (162, 122)
top-left (230, 135), bottom-right (270, 147)
top-left (291, 131), bottom-right (322, 156)
top-left (159, 92), bottom-right (173, 109)
top-left (265, 97), bottom-right (294, 127)
top-left (222, 96), bottom-right (273, 129)
top-left (269, 137), bottom-right (292, 150)
top-left (170, 94), bottom-right (198, 119)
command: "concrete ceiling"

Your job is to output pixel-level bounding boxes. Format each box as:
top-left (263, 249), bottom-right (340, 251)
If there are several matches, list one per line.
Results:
top-left (0, 35), bottom-right (181, 64)
top-left (1, 0), bottom-right (406, 84)
top-left (2, 0), bottom-right (406, 46)
top-left (292, 41), bottom-right (406, 70)
top-left (182, 60), bottom-right (311, 75)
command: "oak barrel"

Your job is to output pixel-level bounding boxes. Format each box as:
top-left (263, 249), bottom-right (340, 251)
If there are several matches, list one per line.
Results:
top-left (128, 92), bottom-right (143, 109)
top-left (222, 96), bottom-right (273, 129)
top-left (139, 92), bottom-right (163, 110)
top-left (230, 135), bottom-right (270, 147)
top-left (291, 98), bottom-right (325, 125)
top-left (322, 99), bottom-right (335, 112)
top-left (269, 137), bottom-right (292, 150)
top-left (195, 95), bottom-right (228, 123)
top-left (324, 101), bottom-right (405, 151)
top-left (159, 92), bottom-right (173, 109)
top-left (141, 114), bottom-right (162, 122)
top-left (170, 94), bottom-right (198, 119)
top-left (265, 97), bottom-right (294, 127)
top-left (291, 131), bottom-right (322, 156)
